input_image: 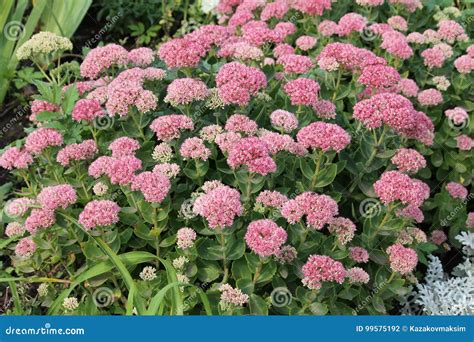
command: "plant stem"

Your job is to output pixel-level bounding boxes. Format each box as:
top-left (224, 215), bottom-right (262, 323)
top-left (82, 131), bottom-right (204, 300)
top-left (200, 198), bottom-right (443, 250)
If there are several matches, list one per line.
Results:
top-left (252, 259), bottom-right (263, 286)
top-left (218, 229), bottom-right (229, 284)
top-left (310, 150), bottom-right (323, 189)
top-left (332, 70), bottom-right (342, 101)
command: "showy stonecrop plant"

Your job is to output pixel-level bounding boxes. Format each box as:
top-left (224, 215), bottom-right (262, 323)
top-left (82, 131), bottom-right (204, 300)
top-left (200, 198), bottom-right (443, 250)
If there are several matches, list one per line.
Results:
top-left (0, 0), bottom-right (473, 316)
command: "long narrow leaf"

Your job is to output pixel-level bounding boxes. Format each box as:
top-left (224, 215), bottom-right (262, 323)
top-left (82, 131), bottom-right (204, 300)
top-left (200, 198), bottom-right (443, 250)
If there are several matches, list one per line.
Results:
top-left (47, 251), bottom-right (156, 314)
top-left (146, 283), bottom-right (213, 316)
top-left (8, 281), bottom-right (22, 315)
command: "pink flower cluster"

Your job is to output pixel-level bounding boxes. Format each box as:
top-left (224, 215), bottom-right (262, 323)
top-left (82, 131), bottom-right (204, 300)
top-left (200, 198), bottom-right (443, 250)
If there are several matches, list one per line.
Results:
top-left (226, 137), bottom-right (276, 175)
top-left (245, 219), bottom-right (287, 257)
top-left (165, 78), bottom-right (209, 105)
top-left (357, 65), bottom-right (400, 91)
top-left (270, 110), bottom-right (298, 133)
top-left (295, 36), bottom-right (317, 51)
top-left (437, 20), bottom-right (468, 43)
top-left (302, 255), bottom-right (346, 290)
top-left (349, 247), bottom-right (369, 263)
top-left (291, 0), bottom-right (331, 16)
top-left (37, 184), bottom-right (77, 210)
top-left (281, 192), bottom-right (338, 230)
top-left (30, 100), bottom-right (60, 122)
top-left (444, 107), bottom-right (468, 126)
top-left (219, 284), bottom-right (249, 307)
top-left (312, 100), bottom-right (336, 119)
top-left (259, 131), bottom-right (307, 156)
top-left (386, 244), bottom-right (418, 275)
top-left (158, 38), bottom-right (207, 69)
top-left (277, 54), bottom-right (313, 74)
top-left (297, 122), bottom-right (351, 152)
top-left (467, 213), bottom-right (474, 229)
top-left (445, 182), bottom-right (468, 200)
top-left (391, 148), bottom-right (426, 173)
top-left (216, 62), bottom-right (267, 105)
top-left (89, 155), bottom-right (142, 185)
top-left (225, 114), bottom-right (258, 135)
top-left (417, 89), bottom-right (443, 107)
top-left (106, 67), bottom-right (163, 116)
top-left (80, 44), bottom-right (129, 79)
top-left (108, 137), bottom-right (140, 158)
top-left (25, 128), bottom-right (63, 155)
top-left (328, 217), bottom-right (356, 245)
top-left (374, 171), bottom-right (429, 207)
top-left (57, 140), bottom-right (97, 166)
top-left (72, 99), bottom-right (105, 122)
top-left (396, 204), bottom-right (424, 223)
top-left (337, 13), bottom-right (367, 36)
top-left (5, 222), bottom-right (25, 237)
top-left (381, 31), bottom-right (413, 60)
top-left (353, 93), bottom-right (434, 145)
top-left (283, 78), bottom-right (320, 106)
top-left (131, 171), bottom-right (171, 203)
top-left (347, 267), bottom-right (370, 284)
top-left (317, 43), bottom-right (385, 71)
top-left (150, 114), bottom-right (194, 141)
top-left (15, 237), bottom-right (36, 258)
top-left (25, 208), bottom-right (55, 234)
top-left (430, 230), bottom-right (447, 245)
top-left (5, 198), bottom-right (35, 217)
top-left (180, 137), bottom-right (211, 161)
top-left (128, 47), bottom-right (154, 66)
top-left (456, 135), bottom-right (474, 151)
top-left (176, 227), bottom-right (197, 249)
top-left (397, 78), bottom-right (419, 98)
top-left (193, 184), bottom-right (243, 228)
top-left (454, 55), bottom-right (474, 74)
top-left (255, 190), bottom-right (288, 209)
top-left (0, 147), bottom-right (33, 170)
top-left (78, 200), bottom-right (120, 230)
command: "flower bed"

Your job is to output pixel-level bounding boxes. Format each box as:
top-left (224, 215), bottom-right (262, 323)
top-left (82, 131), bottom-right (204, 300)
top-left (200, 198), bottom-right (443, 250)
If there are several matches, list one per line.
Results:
top-left (0, 0), bottom-right (472, 315)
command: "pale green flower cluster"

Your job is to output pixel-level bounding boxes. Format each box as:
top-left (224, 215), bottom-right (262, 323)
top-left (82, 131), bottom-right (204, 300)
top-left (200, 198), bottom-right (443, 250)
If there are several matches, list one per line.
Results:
top-left (433, 6), bottom-right (461, 22)
top-left (16, 31), bottom-right (72, 61)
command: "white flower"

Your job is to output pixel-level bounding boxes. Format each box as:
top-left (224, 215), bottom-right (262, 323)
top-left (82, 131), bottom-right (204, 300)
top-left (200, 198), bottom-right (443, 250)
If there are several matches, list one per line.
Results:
top-left (201, 0), bottom-right (219, 13)
top-left (93, 182), bottom-right (108, 196)
top-left (63, 297), bottom-right (79, 311)
top-left (172, 256), bottom-right (189, 270)
top-left (139, 266), bottom-right (157, 281)
top-left (37, 283), bottom-right (48, 297)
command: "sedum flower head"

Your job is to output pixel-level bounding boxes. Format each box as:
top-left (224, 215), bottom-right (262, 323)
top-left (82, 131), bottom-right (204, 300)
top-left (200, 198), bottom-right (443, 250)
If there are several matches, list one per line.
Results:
top-left (17, 32), bottom-right (72, 61)
top-left (63, 297), bottom-right (79, 311)
top-left (37, 283), bottom-right (49, 297)
top-left (139, 266), bottom-right (157, 281)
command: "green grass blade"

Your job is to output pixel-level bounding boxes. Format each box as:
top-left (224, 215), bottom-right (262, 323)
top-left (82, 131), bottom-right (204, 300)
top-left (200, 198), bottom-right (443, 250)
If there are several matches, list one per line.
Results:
top-left (47, 251), bottom-right (156, 314)
top-left (8, 281), bottom-right (23, 315)
top-left (146, 283), bottom-right (213, 316)
top-left (158, 258), bottom-right (183, 315)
